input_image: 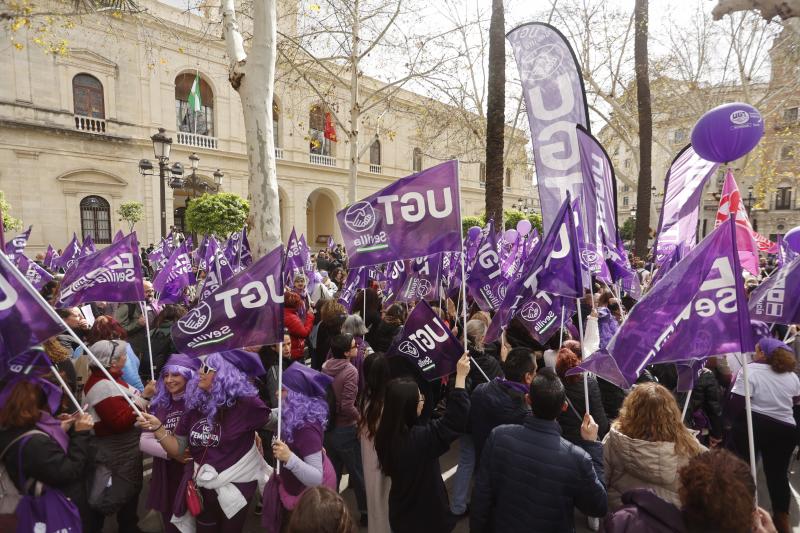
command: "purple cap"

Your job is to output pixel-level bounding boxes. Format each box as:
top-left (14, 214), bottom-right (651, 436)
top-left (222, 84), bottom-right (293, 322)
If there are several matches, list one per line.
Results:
top-left (164, 353), bottom-right (200, 372)
top-left (283, 363), bottom-right (333, 400)
top-left (219, 349), bottom-right (266, 376)
top-left (757, 337), bottom-right (793, 360)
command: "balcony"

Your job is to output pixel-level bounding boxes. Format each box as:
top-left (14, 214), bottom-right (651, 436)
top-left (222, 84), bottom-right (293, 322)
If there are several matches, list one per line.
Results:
top-left (309, 153), bottom-right (336, 167)
top-left (74, 115), bottom-right (106, 134)
top-left (176, 131), bottom-right (218, 150)
top-left (369, 164), bottom-right (382, 174)
top-left (275, 147), bottom-right (284, 160)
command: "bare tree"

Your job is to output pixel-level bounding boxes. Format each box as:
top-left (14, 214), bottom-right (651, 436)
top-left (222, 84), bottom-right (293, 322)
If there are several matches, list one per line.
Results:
top-left (484, 0), bottom-right (505, 224)
top-left (712, 0), bottom-right (800, 20)
top-left (633, 0), bottom-right (652, 258)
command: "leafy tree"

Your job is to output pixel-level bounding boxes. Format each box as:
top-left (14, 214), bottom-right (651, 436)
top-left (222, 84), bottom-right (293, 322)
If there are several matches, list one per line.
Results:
top-left (462, 215), bottom-right (486, 234)
top-left (620, 217), bottom-right (637, 242)
top-left (0, 190), bottom-right (22, 232)
top-left (117, 201), bottom-right (144, 232)
top-left (462, 210), bottom-right (543, 235)
top-left (185, 193), bottom-right (249, 238)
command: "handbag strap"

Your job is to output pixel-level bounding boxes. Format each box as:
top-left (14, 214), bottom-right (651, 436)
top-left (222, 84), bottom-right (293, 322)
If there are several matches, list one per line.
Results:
top-left (0, 430), bottom-right (46, 462)
top-left (14, 432), bottom-right (47, 495)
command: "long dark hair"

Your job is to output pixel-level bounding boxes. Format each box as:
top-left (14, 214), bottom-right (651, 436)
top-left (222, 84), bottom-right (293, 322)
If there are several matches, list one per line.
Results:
top-left (374, 377), bottom-right (420, 477)
top-left (358, 352), bottom-right (390, 440)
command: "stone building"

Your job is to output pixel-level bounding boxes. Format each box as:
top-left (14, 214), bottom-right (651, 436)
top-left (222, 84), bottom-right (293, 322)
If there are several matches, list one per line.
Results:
top-left (0, 0), bottom-right (528, 253)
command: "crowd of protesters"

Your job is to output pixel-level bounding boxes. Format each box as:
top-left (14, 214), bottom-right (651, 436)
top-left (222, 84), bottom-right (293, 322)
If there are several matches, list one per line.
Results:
top-left (0, 241), bottom-right (797, 533)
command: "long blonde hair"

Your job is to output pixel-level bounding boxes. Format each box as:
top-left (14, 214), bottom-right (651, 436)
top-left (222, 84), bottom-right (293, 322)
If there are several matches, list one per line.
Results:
top-left (614, 382), bottom-right (703, 457)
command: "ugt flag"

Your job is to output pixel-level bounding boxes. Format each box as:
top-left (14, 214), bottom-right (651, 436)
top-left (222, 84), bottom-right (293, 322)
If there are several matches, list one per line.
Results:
top-left (337, 160), bottom-right (461, 268)
top-left (56, 233), bottom-right (145, 308)
top-left (172, 245), bottom-right (284, 356)
top-left (386, 300), bottom-right (463, 381)
top-left (4, 225), bottom-right (32, 263)
top-left (466, 221), bottom-right (505, 312)
top-left (16, 254), bottom-right (54, 291)
top-left (570, 217), bottom-right (753, 389)
top-left (0, 252), bottom-right (64, 358)
top-left (153, 242), bottom-right (194, 304)
top-left (53, 234), bottom-right (82, 271)
top-left (748, 255), bottom-right (800, 325)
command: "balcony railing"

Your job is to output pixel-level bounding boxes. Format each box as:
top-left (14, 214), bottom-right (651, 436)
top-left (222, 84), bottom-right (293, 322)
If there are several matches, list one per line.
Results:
top-left (309, 153), bottom-right (336, 167)
top-left (74, 115), bottom-right (106, 134)
top-left (369, 164), bottom-right (382, 174)
top-left (275, 147), bottom-right (284, 160)
top-left (176, 132), bottom-right (218, 149)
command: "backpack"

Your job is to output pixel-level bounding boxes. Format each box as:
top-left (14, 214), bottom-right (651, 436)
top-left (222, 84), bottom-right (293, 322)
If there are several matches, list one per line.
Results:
top-left (324, 382), bottom-right (338, 433)
top-left (0, 430), bottom-right (46, 515)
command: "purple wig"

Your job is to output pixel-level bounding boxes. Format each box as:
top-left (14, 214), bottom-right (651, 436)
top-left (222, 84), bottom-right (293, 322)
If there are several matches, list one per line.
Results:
top-left (150, 364), bottom-right (196, 413)
top-left (281, 389), bottom-right (328, 444)
top-left (185, 352), bottom-right (258, 424)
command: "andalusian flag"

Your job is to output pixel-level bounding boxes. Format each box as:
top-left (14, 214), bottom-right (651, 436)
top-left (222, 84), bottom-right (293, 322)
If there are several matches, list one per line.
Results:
top-left (187, 72), bottom-right (202, 113)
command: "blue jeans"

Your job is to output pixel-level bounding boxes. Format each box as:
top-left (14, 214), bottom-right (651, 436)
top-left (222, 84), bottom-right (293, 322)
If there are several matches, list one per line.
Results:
top-left (451, 434), bottom-right (474, 514)
top-left (324, 425), bottom-right (367, 515)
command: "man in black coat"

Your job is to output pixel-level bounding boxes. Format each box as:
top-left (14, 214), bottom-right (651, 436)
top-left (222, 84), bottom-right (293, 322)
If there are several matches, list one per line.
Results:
top-left (470, 368), bottom-right (607, 533)
top-left (470, 347), bottom-right (535, 467)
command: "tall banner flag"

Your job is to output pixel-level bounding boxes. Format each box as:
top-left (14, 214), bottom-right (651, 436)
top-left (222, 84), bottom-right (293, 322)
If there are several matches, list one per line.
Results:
top-left (386, 300), bottom-right (463, 381)
top-left (172, 246), bottom-right (284, 356)
top-left (570, 217), bottom-right (753, 389)
top-left (748, 255), bottom-right (800, 325)
top-left (4, 225), bottom-right (32, 263)
top-left (486, 196), bottom-right (583, 342)
top-left (337, 161), bottom-right (461, 268)
top-left (654, 145), bottom-right (719, 266)
top-left (153, 242), bottom-right (194, 304)
top-left (16, 254), bottom-right (54, 291)
top-left (0, 253), bottom-right (64, 359)
top-left (507, 23), bottom-right (589, 233)
top-left (466, 221), bottom-right (505, 311)
top-left (56, 233), bottom-right (145, 308)
top-left (715, 169), bottom-right (759, 276)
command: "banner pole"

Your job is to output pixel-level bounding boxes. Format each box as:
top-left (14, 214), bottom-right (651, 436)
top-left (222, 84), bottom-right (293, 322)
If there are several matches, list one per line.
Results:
top-left (0, 253), bottom-right (144, 417)
top-left (277, 341), bottom-right (283, 475)
top-left (49, 364), bottom-right (84, 414)
top-left (680, 389), bottom-right (693, 421)
top-left (559, 305), bottom-right (566, 347)
top-left (741, 352), bottom-right (758, 502)
top-left (576, 298), bottom-right (589, 412)
top-left (141, 301), bottom-right (155, 382)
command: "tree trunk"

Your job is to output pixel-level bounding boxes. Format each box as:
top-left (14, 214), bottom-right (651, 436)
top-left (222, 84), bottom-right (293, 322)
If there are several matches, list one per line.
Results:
top-left (633, 0), bottom-right (652, 259)
top-left (484, 0), bottom-right (505, 226)
top-left (348, 0), bottom-right (361, 205)
top-left (221, 0), bottom-right (281, 259)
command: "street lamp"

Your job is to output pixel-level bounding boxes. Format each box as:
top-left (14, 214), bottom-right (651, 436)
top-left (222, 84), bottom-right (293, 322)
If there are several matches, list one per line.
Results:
top-left (745, 186), bottom-right (754, 216)
top-left (182, 152), bottom-right (223, 199)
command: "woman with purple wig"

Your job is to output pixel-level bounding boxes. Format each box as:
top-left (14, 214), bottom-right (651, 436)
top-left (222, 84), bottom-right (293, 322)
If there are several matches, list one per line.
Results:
top-left (139, 353), bottom-right (198, 532)
top-left (137, 350), bottom-right (272, 533)
top-left (262, 364), bottom-right (338, 531)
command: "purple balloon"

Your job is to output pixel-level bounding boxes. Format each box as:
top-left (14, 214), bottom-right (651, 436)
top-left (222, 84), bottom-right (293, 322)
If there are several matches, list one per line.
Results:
top-left (691, 102), bottom-right (764, 163)
top-left (516, 219), bottom-right (532, 236)
top-left (784, 225), bottom-right (800, 253)
top-left (503, 229), bottom-right (518, 242)
top-left (467, 226), bottom-right (482, 240)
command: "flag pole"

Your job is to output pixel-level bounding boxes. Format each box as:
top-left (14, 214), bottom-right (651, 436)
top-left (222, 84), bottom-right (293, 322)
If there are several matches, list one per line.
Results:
top-left (680, 389), bottom-right (693, 421)
top-left (576, 298), bottom-right (589, 413)
top-left (741, 353), bottom-right (758, 501)
top-left (140, 301), bottom-right (155, 382)
top-left (0, 253), bottom-right (144, 417)
top-left (558, 305), bottom-right (566, 347)
top-left (49, 364), bottom-right (84, 414)
top-left (277, 340), bottom-right (283, 475)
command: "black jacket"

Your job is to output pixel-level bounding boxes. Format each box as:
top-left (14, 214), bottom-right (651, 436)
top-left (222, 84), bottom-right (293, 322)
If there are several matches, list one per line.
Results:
top-left (366, 320), bottom-right (402, 354)
top-left (471, 417), bottom-right (607, 533)
top-left (465, 347), bottom-right (503, 395)
top-left (387, 389), bottom-right (469, 533)
top-left (558, 375), bottom-right (610, 445)
top-left (469, 379), bottom-right (530, 467)
top-left (597, 377), bottom-right (627, 420)
top-left (677, 368), bottom-right (723, 438)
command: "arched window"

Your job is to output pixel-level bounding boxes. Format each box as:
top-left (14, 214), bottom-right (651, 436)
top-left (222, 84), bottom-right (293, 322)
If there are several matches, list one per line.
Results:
top-left (370, 140), bottom-right (381, 166)
top-left (73, 74), bottom-right (105, 118)
top-left (80, 195), bottom-right (111, 244)
top-left (273, 100), bottom-right (280, 147)
top-left (412, 147), bottom-right (423, 172)
top-left (309, 104), bottom-right (332, 156)
top-left (175, 73), bottom-right (214, 136)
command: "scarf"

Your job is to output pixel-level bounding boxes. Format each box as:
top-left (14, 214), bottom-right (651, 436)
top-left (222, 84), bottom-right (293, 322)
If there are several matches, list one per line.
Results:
top-left (495, 377), bottom-right (529, 395)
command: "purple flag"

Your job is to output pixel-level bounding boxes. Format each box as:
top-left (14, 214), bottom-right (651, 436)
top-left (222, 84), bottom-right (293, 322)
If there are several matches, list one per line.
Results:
top-left (195, 235), bottom-right (210, 269)
top-left (337, 161), bottom-right (461, 268)
top-left (43, 245), bottom-right (58, 270)
top-left (520, 293), bottom-right (577, 344)
top-left (0, 252), bottom-right (64, 358)
top-left (650, 242), bottom-right (688, 287)
top-left (654, 145), bottom-right (719, 266)
top-left (571, 217), bottom-right (754, 389)
top-left (327, 235), bottom-right (335, 251)
top-left (748, 255), bottom-right (800, 325)
top-left (199, 237), bottom-right (235, 301)
top-left (148, 238), bottom-right (172, 272)
top-left (53, 234), bottom-right (82, 271)
top-left (81, 235), bottom-right (97, 256)
top-left (398, 254), bottom-right (442, 303)
top-left (486, 196), bottom-right (583, 342)
top-left (171, 246), bottom-right (284, 356)
top-left (337, 267), bottom-right (367, 310)
top-left (4, 225), bottom-right (32, 263)
top-left (382, 260), bottom-right (408, 306)
top-left (577, 125), bottom-right (618, 258)
top-left (153, 242), bottom-right (195, 304)
top-left (113, 230), bottom-right (125, 243)
top-left (386, 300), bottom-right (463, 381)
top-left (16, 254), bottom-right (54, 291)
top-left (508, 23), bottom-right (589, 233)
top-left (56, 233), bottom-right (145, 308)
top-left (299, 234), bottom-right (313, 277)
top-left (572, 198), bottom-right (607, 286)
top-left (284, 228), bottom-right (305, 283)
top-left (777, 235), bottom-right (797, 268)
top-left (239, 228), bottom-right (252, 268)
top-left (466, 222), bottom-right (505, 311)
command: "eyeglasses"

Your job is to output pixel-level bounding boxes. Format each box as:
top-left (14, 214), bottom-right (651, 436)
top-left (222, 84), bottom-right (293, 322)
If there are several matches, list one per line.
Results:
top-left (200, 363), bottom-right (217, 375)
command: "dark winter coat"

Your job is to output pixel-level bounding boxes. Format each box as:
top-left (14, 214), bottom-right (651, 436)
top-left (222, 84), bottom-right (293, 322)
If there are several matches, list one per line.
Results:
top-left (469, 379), bottom-right (530, 468)
top-left (465, 347), bottom-right (503, 395)
top-left (558, 375), bottom-right (610, 445)
top-left (597, 377), bottom-right (627, 420)
top-left (366, 320), bottom-right (402, 354)
top-left (604, 489), bottom-right (686, 533)
top-left (470, 416), bottom-right (607, 533)
top-left (677, 368), bottom-right (724, 438)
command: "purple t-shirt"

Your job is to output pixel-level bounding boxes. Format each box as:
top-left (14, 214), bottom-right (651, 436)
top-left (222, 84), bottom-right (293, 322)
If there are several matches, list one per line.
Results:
top-left (148, 397), bottom-right (188, 514)
top-left (175, 395), bottom-right (268, 472)
top-left (282, 423), bottom-right (324, 496)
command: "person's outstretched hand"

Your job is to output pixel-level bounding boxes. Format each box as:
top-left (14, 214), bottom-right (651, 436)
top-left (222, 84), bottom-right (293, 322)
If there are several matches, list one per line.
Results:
top-left (580, 413), bottom-right (599, 442)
